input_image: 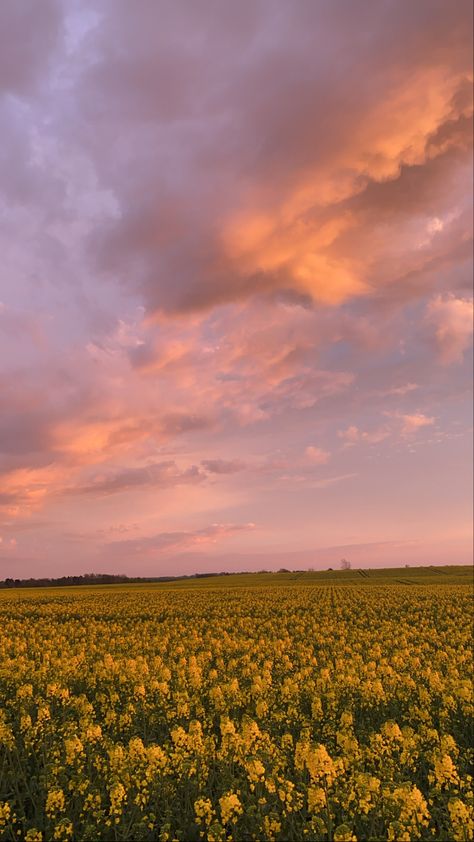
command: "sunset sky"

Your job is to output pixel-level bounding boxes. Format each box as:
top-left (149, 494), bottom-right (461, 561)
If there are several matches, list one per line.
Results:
top-left (0, 0), bottom-right (472, 577)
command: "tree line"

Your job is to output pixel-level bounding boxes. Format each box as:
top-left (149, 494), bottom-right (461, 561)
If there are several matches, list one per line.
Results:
top-left (0, 572), bottom-right (228, 589)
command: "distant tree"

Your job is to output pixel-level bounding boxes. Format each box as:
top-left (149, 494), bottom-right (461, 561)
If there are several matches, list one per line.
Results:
top-left (340, 558), bottom-right (351, 570)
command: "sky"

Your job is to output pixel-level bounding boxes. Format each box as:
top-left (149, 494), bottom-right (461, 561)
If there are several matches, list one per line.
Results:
top-left (0, 0), bottom-right (472, 578)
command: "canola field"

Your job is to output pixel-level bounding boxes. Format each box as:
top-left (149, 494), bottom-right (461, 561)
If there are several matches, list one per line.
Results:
top-left (0, 570), bottom-right (472, 841)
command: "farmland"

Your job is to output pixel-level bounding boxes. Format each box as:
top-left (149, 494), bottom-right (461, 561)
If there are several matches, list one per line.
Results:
top-left (0, 567), bottom-right (472, 841)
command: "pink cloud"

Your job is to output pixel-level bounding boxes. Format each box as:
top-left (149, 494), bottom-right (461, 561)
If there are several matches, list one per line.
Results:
top-left (102, 522), bottom-right (256, 559)
top-left (426, 294), bottom-right (473, 364)
top-left (338, 426), bottom-right (360, 445)
top-left (338, 424), bottom-right (391, 446)
top-left (66, 460), bottom-right (206, 498)
top-left (201, 459), bottom-right (246, 475)
top-left (305, 446), bottom-right (331, 465)
top-left (398, 413), bottom-right (436, 436)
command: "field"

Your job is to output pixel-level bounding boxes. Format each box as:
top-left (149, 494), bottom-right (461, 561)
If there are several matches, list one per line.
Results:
top-left (0, 567), bottom-right (472, 841)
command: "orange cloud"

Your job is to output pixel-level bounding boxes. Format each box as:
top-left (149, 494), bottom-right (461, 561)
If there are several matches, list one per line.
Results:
top-left (218, 69), bottom-right (471, 310)
top-left (0, 464), bottom-right (67, 515)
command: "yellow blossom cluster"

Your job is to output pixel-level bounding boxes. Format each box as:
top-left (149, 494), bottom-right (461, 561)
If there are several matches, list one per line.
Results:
top-left (0, 578), bottom-right (471, 840)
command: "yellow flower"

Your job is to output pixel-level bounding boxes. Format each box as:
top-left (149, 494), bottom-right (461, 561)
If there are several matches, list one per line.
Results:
top-left (25, 830), bottom-right (43, 842)
top-left (308, 786), bottom-right (326, 812)
top-left (82, 792), bottom-right (102, 818)
top-left (388, 820), bottom-right (411, 841)
top-left (0, 718), bottom-right (15, 750)
top-left (432, 753), bottom-right (459, 787)
top-left (194, 797), bottom-right (213, 826)
top-left (334, 823), bottom-right (357, 842)
top-left (0, 802), bottom-right (12, 829)
top-left (146, 744), bottom-right (167, 774)
top-left (354, 773), bottom-right (380, 814)
top-left (305, 744), bottom-right (338, 786)
top-left (263, 815), bottom-right (281, 840)
top-left (109, 783), bottom-right (126, 816)
top-left (219, 792), bottom-right (243, 824)
top-left (16, 684), bottom-right (33, 699)
top-left (171, 726), bottom-right (187, 748)
top-left (45, 789), bottom-right (66, 818)
top-left (381, 721), bottom-right (403, 742)
top-left (84, 723), bottom-right (102, 742)
top-left (340, 710), bottom-right (353, 728)
top-left (390, 784), bottom-right (429, 837)
top-left (256, 698), bottom-right (268, 717)
top-left (128, 736), bottom-right (146, 760)
top-left (64, 735), bottom-right (84, 764)
top-left (281, 732), bottom-right (293, 749)
top-left (53, 818), bottom-right (73, 841)
top-left (20, 714), bottom-right (32, 732)
top-left (246, 758), bottom-right (265, 782)
top-left (448, 798), bottom-right (474, 841)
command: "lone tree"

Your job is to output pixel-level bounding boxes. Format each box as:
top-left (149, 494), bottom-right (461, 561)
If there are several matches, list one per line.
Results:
top-left (340, 558), bottom-right (351, 570)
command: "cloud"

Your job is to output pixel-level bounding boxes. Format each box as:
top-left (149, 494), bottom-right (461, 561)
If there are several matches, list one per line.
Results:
top-left (159, 413), bottom-right (213, 436)
top-left (426, 294), bottom-right (473, 364)
top-left (201, 459), bottom-right (246, 474)
top-left (338, 426), bottom-right (360, 445)
top-left (66, 460), bottom-right (206, 498)
top-left (384, 383), bottom-right (419, 397)
top-left (305, 446), bottom-right (331, 465)
top-left (0, 302), bottom-right (48, 352)
top-left (338, 424), bottom-right (391, 446)
top-left (0, 301), bottom-right (354, 518)
top-left (127, 338), bottom-right (191, 373)
top-left (397, 413), bottom-right (436, 436)
top-left (103, 522), bottom-right (256, 558)
top-left (0, 411), bottom-right (53, 458)
top-left (310, 473), bottom-right (357, 490)
top-left (0, 463), bottom-right (66, 516)
top-left (64, 0), bottom-right (472, 316)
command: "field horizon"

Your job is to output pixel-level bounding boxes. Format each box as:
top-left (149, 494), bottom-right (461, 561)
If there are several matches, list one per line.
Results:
top-left (1, 562), bottom-right (472, 593)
